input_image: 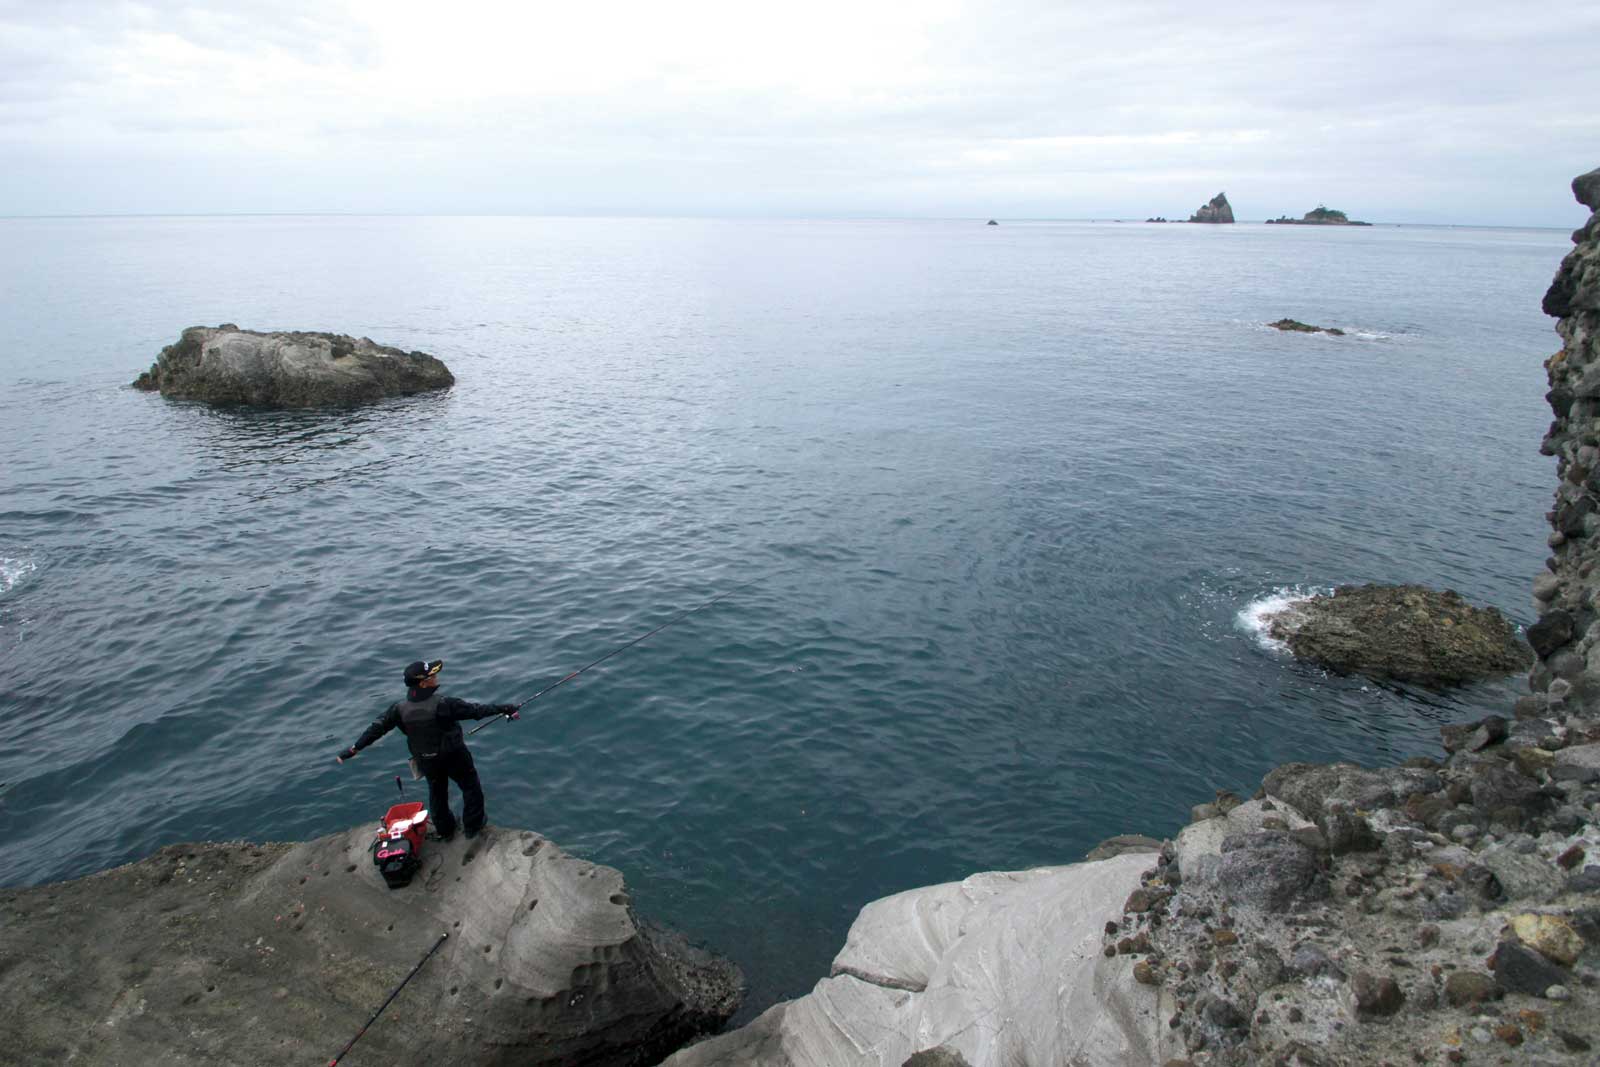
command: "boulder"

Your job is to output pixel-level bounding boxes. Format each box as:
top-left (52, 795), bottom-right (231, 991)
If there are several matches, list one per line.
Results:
top-left (0, 826), bottom-right (740, 1066)
top-left (1084, 833), bottom-right (1164, 861)
top-left (1262, 584), bottom-right (1531, 686)
top-left (1188, 192), bottom-right (1235, 223)
top-left (1215, 831), bottom-right (1328, 912)
top-left (659, 854), bottom-right (1161, 1067)
top-left (1174, 797), bottom-right (1315, 884)
top-left (1260, 762), bottom-right (1436, 819)
top-left (133, 324), bottom-right (454, 407)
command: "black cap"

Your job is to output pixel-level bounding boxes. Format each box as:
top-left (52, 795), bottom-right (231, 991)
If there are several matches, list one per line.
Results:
top-left (403, 659), bottom-right (443, 686)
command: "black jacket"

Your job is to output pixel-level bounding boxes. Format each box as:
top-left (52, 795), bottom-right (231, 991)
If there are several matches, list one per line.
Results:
top-left (351, 687), bottom-right (501, 759)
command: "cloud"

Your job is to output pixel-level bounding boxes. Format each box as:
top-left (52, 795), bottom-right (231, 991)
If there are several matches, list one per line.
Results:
top-left (1, 0), bottom-right (1597, 222)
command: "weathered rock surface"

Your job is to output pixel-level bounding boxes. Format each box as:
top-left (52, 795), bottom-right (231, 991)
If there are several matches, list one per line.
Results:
top-left (1263, 583), bottom-right (1531, 686)
top-left (0, 825), bottom-right (740, 1066)
top-left (1188, 191), bottom-right (1234, 223)
top-left (132, 324), bottom-right (454, 407)
top-left (662, 854), bottom-right (1164, 1067)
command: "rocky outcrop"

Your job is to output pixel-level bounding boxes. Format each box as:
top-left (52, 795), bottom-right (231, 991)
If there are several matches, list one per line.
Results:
top-left (662, 855), bottom-right (1162, 1067)
top-left (1188, 192), bottom-right (1235, 224)
top-left (1266, 206), bottom-right (1371, 226)
top-left (1263, 584), bottom-right (1532, 686)
top-left (132, 324), bottom-right (454, 407)
top-left (1528, 169), bottom-right (1600, 716)
top-left (1115, 739), bottom-right (1600, 1064)
top-left (1268, 318), bottom-right (1345, 336)
top-left (0, 825), bottom-right (740, 1066)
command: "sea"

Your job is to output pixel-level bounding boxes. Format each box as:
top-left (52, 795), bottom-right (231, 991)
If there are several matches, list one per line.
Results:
top-left (0, 214), bottom-right (1576, 1020)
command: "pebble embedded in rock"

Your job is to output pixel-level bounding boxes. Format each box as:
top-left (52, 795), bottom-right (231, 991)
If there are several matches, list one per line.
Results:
top-left (1442, 970), bottom-right (1499, 1007)
top-left (1350, 971), bottom-right (1405, 1017)
top-left (1489, 940), bottom-right (1568, 996)
top-left (1510, 913), bottom-right (1584, 965)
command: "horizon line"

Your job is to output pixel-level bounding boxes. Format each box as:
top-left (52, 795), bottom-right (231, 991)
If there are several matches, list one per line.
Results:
top-left (0, 210), bottom-right (1573, 231)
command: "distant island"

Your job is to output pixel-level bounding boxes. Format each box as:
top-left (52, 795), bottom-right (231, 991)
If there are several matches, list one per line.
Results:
top-left (1188, 192), bottom-right (1234, 223)
top-left (1267, 205), bottom-right (1371, 226)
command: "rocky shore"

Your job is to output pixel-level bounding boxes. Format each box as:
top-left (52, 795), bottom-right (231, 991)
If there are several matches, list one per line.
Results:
top-left (20, 168), bottom-right (1600, 1066)
top-left (657, 166), bottom-right (1600, 1066)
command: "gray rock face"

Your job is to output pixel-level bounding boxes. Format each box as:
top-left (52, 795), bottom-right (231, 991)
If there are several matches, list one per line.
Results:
top-left (1215, 830), bottom-right (1328, 911)
top-left (1262, 584), bottom-right (1531, 686)
top-left (1189, 192), bottom-right (1235, 223)
top-left (1574, 167), bottom-right (1600, 211)
top-left (0, 826), bottom-right (740, 1066)
top-left (661, 854), bottom-right (1162, 1067)
top-left (132, 324), bottom-right (455, 407)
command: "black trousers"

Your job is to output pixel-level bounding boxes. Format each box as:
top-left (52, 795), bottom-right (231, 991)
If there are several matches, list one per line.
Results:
top-left (419, 748), bottom-right (485, 836)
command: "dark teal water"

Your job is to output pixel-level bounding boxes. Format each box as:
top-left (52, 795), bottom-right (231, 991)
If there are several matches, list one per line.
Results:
top-left (0, 216), bottom-right (1571, 1018)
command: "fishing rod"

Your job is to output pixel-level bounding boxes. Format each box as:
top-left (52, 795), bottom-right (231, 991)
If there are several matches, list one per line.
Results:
top-left (328, 931), bottom-right (448, 1066)
top-left (469, 575), bottom-right (763, 736)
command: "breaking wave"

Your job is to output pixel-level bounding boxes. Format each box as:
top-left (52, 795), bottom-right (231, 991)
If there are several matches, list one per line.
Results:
top-left (1236, 586), bottom-right (1329, 652)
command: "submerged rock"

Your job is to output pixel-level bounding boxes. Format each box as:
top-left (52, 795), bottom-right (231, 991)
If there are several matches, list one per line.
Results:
top-left (132, 324), bottom-right (454, 407)
top-left (1263, 584), bottom-right (1531, 686)
top-left (1268, 318), bottom-right (1345, 336)
top-left (0, 825), bottom-right (740, 1066)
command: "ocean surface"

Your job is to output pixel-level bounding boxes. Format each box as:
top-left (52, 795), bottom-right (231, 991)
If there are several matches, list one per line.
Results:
top-left (0, 215), bottom-right (1575, 1020)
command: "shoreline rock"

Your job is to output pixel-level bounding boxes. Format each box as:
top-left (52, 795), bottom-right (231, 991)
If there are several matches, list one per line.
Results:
top-left (0, 825), bottom-right (741, 1066)
top-left (132, 324), bottom-right (454, 408)
top-left (1264, 583), bottom-right (1532, 686)
top-left (662, 855), bottom-right (1161, 1066)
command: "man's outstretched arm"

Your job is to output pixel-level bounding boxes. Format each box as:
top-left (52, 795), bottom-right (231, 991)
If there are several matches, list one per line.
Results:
top-left (337, 705), bottom-right (401, 762)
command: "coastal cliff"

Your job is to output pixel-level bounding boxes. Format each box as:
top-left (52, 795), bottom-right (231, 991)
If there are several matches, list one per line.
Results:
top-left (663, 168), bottom-right (1600, 1066)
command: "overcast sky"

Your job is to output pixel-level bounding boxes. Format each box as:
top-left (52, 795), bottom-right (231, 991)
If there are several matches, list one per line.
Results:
top-left (3, 0), bottom-right (1597, 225)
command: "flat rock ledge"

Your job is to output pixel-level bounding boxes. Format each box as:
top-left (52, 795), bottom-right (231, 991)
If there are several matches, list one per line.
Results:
top-left (1265, 583), bottom-right (1531, 686)
top-left (0, 825), bottom-right (741, 1066)
top-left (662, 854), bottom-right (1160, 1067)
top-left (132, 324), bottom-right (454, 407)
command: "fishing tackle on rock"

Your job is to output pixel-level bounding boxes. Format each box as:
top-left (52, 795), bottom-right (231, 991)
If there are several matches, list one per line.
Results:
top-left (327, 931), bottom-right (449, 1066)
top-left (468, 575), bottom-right (763, 736)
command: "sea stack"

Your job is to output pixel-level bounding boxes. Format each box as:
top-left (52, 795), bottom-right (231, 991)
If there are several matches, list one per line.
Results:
top-left (132, 324), bottom-right (455, 408)
top-left (1188, 192), bottom-right (1235, 223)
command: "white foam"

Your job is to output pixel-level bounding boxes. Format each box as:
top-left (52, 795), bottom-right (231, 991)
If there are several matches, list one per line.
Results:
top-left (0, 556), bottom-right (36, 595)
top-left (1237, 586), bottom-right (1327, 652)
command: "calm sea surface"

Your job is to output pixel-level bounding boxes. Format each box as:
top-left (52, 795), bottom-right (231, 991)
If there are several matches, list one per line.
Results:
top-left (0, 215), bottom-right (1574, 1018)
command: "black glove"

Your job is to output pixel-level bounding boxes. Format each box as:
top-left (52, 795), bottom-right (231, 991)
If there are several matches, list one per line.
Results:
top-left (496, 704), bottom-right (520, 720)
top-left (336, 747), bottom-right (357, 763)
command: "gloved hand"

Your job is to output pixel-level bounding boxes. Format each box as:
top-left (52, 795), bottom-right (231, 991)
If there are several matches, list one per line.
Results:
top-left (497, 704), bottom-right (520, 720)
top-left (336, 747), bottom-right (357, 764)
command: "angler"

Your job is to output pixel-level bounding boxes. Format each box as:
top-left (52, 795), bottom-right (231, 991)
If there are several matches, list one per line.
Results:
top-left (336, 658), bottom-right (519, 841)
